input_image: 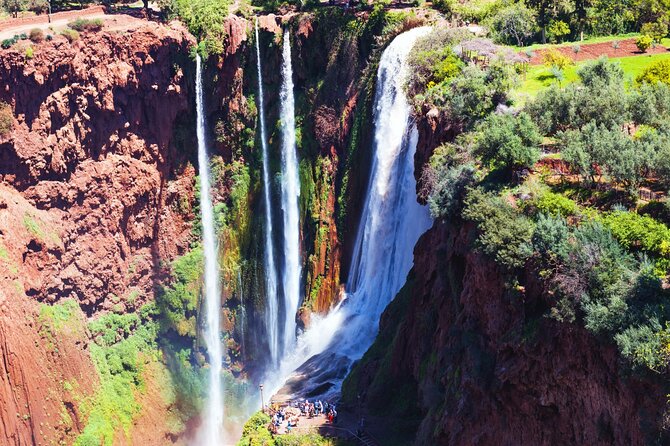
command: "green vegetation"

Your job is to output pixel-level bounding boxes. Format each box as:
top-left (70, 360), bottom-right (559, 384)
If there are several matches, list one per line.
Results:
top-left (237, 411), bottom-right (354, 446)
top-left (75, 305), bottom-right (160, 446)
top-left (68, 18), bottom-right (103, 32)
top-left (0, 101), bottom-right (12, 136)
top-left (158, 0), bottom-right (231, 56)
top-left (637, 58), bottom-right (670, 85)
top-left (60, 28), bottom-right (80, 43)
top-left (416, 33), bottom-right (670, 376)
top-left (28, 28), bottom-right (44, 43)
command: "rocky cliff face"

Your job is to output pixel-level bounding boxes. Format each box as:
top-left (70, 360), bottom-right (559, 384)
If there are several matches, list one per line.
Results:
top-left (343, 219), bottom-right (669, 445)
top-left (0, 22), bottom-right (197, 444)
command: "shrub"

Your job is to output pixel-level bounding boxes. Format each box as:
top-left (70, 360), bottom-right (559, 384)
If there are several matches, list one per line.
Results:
top-left (641, 21), bottom-right (668, 43)
top-left (432, 0), bottom-right (455, 14)
top-left (572, 44), bottom-right (581, 54)
top-left (24, 46), bottom-right (33, 59)
top-left (0, 102), bottom-right (13, 137)
top-left (68, 18), bottom-right (104, 32)
top-left (533, 190), bottom-right (578, 217)
top-left (0, 38), bottom-right (13, 49)
top-left (18, 33), bottom-right (27, 40)
top-left (636, 59), bottom-right (670, 85)
top-left (473, 112), bottom-right (542, 171)
top-left (408, 34), bottom-right (464, 95)
top-left (636, 35), bottom-right (653, 53)
top-left (533, 213), bottom-right (570, 262)
top-left (427, 161), bottom-right (476, 220)
top-left (28, 28), bottom-right (44, 43)
top-left (462, 188), bottom-right (535, 269)
top-left (60, 29), bottom-right (80, 43)
top-left (601, 210), bottom-right (670, 258)
top-left (542, 49), bottom-right (572, 70)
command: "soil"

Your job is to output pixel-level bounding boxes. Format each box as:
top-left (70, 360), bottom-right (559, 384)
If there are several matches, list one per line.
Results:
top-left (528, 38), bottom-right (670, 65)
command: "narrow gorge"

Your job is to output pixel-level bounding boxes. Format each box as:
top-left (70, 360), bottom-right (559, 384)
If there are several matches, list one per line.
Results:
top-left (1, 3), bottom-right (670, 446)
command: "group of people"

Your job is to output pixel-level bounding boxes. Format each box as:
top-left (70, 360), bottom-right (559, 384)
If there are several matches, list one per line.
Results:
top-left (270, 407), bottom-right (299, 434)
top-left (268, 399), bottom-right (339, 435)
top-left (300, 400), bottom-right (338, 423)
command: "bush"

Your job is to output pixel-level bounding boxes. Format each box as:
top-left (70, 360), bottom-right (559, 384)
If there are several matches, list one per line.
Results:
top-left (427, 160), bottom-right (476, 220)
top-left (637, 59), bottom-right (670, 85)
top-left (533, 213), bottom-right (570, 263)
top-left (473, 112), bottom-right (542, 171)
top-left (1, 38), bottom-right (14, 49)
top-left (0, 102), bottom-right (13, 137)
top-left (462, 188), bottom-right (535, 269)
top-left (533, 190), bottom-right (578, 217)
top-left (432, 0), bottom-right (455, 15)
top-left (28, 28), bottom-right (44, 43)
top-left (24, 46), bottom-right (33, 59)
top-left (542, 49), bottom-right (572, 70)
top-left (641, 21), bottom-right (668, 43)
top-left (60, 29), bottom-right (80, 43)
top-left (601, 210), bottom-right (670, 258)
top-left (68, 18), bottom-right (104, 32)
top-left (636, 35), bottom-right (653, 53)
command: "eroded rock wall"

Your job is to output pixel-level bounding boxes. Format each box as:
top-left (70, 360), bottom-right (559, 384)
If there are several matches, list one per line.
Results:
top-left (0, 22), bottom-right (196, 444)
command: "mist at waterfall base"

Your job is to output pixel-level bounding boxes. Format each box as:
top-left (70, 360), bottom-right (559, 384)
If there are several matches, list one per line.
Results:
top-left (261, 26), bottom-right (433, 403)
top-left (194, 55), bottom-right (226, 445)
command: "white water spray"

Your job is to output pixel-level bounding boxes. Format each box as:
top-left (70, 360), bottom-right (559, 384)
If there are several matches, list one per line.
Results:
top-left (255, 19), bottom-right (281, 367)
top-left (264, 27), bottom-right (433, 399)
top-left (195, 54), bottom-right (224, 445)
top-left (279, 30), bottom-right (301, 355)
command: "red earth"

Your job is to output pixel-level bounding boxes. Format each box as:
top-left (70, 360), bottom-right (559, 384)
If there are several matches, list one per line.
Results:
top-left (527, 38), bottom-right (669, 65)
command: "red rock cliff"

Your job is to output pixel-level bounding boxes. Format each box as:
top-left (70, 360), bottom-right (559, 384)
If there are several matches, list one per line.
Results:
top-left (344, 221), bottom-right (669, 445)
top-left (0, 22), bottom-right (197, 445)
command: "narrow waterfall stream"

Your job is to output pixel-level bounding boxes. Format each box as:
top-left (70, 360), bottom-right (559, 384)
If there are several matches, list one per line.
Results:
top-left (195, 54), bottom-right (225, 445)
top-left (263, 27), bottom-right (433, 400)
top-left (255, 19), bottom-right (281, 367)
top-left (278, 30), bottom-right (301, 356)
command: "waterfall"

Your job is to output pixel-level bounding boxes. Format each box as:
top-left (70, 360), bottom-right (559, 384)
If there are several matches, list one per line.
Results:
top-left (263, 27), bottom-right (432, 400)
top-left (279, 30), bottom-right (301, 355)
top-left (195, 54), bottom-right (224, 445)
top-left (255, 19), bottom-right (281, 367)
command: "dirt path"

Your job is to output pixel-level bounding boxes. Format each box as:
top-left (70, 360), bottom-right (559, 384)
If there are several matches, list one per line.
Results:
top-left (0, 13), bottom-right (110, 40)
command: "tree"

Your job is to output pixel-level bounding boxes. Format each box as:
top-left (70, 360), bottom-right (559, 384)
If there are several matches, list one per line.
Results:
top-left (487, 4), bottom-right (537, 46)
top-left (473, 112), bottom-right (542, 171)
top-left (526, 0), bottom-right (551, 43)
top-left (2, 0), bottom-right (27, 17)
top-left (548, 19), bottom-right (571, 42)
top-left (641, 20), bottom-right (669, 42)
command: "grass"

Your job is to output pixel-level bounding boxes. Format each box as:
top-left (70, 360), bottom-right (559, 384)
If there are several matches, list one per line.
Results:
top-left (38, 299), bottom-right (83, 353)
top-left (513, 52), bottom-right (670, 104)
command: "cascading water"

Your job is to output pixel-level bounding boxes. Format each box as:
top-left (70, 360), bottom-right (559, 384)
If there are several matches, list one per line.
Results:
top-left (195, 54), bottom-right (225, 445)
top-left (255, 19), bottom-right (281, 367)
top-left (278, 30), bottom-right (301, 355)
top-left (263, 27), bottom-right (433, 399)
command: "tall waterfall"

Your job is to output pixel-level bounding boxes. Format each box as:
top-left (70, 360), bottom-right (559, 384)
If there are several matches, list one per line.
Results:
top-left (195, 54), bottom-right (224, 445)
top-left (255, 19), bottom-right (280, 367)
top-left (279, 30), bottom-right (301, 355)
top-left (263, 27), bottom-right (432, 399)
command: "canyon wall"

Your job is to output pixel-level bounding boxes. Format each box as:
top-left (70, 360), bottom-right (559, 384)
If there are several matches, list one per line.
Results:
top-left (0, 21), bottom-right (197, 444)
